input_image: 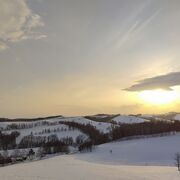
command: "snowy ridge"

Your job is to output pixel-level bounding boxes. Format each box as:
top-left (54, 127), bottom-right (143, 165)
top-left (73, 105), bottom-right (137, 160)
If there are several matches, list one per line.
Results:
top-left (58, 117), bottom-right (114, 133)
top-left (112, 115), bottom-right (149, 124)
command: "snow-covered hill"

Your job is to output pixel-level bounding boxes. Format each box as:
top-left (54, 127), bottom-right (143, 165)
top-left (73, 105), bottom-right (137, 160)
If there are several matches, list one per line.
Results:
top-left (1, 118), bottom-right (180, 179)
top-left (144, 112), bottom-right (180, 122)
top-left (0, 116), bottom-right (116, 151)
top-left (0, 152), bottom-right (179, 180)
top-left (0, 116), bottom-right (114, 134)
top-left (0, 118), bottom-right (89, 151)
top-left (112, 115), bottom-right (149, 124)
top-left (3, 124), bottom-right (87, 144)
top-left (58, 116), bottom-right (114, 133)
top-left (77, 133), bottom-right (180, 166)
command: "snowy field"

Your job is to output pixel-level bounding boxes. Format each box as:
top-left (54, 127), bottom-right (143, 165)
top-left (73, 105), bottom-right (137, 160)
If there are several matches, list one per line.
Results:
top-left (1, 134), bottom-right (180, 180)
top-left (77, 134), bottom-right (180, 166)
top-left (0, 155), bottom-right (179, 180)
top-left (112, 115), bottom-right (149, 124)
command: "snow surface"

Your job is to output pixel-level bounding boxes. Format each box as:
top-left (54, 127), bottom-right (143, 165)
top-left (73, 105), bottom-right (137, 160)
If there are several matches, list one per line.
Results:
top-left (1, 134), bottom-right (180, 179)
top-left (3, 124), bottom-right (87, 144)
top-left (58, 117), bottom-right (114, 133)
top-left (112, 115), bottom-right (149, 124)
top-left (174, 114), bottom-right (180, 121)
top-left (76, 134), bottom-right (180, 166)
top-left (0, 116), bottom-right (114, 134)
top-left (0, 155), bottom-right (179, 180)
top-left (0, 115), bottom-right (150, 134)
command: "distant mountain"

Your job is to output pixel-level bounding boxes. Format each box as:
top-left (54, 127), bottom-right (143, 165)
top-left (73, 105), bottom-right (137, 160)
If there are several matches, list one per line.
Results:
top-left (0, 115), bottom-right (63, 122)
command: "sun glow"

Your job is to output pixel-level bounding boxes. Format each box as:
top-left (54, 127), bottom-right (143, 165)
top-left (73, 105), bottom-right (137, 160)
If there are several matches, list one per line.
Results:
top-left (138, 90), bottom-right (178, 105)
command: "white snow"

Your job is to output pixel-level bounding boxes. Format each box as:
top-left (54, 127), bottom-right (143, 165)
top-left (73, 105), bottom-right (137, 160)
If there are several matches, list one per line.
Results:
top-left (1, 133), bottom-right (180, 179)
top-left (174, 114), bottom-right (180, 121)
top-left (77, 133), bottom-right (180, 166)
top-left (0, 155), bottom-right (179, 180)
top-left (2, 124), bottom-right (87, 144)
top-left (58, 117), bottom-right (114, 133)
top-left (0, 116), bottom-right (114, 134)
top-left (0, 116), bottom-right (114, 148)
top-left (112, 115), bottom-right (149, 124)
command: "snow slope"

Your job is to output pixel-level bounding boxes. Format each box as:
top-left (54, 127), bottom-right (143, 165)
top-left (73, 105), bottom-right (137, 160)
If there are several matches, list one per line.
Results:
top-left (77, 134), bottom-right (180, 166)
top-left (3, 124), bottom-right (87, 144)
top-left (112, 115), bottom-right (149, 124)
top-left (58, 117), bottom-right (114, 133)
top-left (174, 114), bottom-right (180, 121)
top-left (1, 132), bottom-right (180, 179)
top-left (0, 116), bottom-right (114, 134)
top-left (0, 155), bottom-right (179, 180)
top-left (0, 115), bottom-right (114, 146)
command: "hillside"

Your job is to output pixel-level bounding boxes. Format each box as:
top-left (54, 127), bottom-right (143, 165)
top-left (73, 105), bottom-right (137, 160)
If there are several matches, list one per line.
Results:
top-left (1, 115), bottom-right (180, 179)
top-left (1, 114), bottom-right (180, 166)
top-left (112, 115), bottom-right (149, 124)
top-left (77, 133), bottom-right (180, 166)
top-left (0, 114), bottom-right (179, 151)
top-left (0, 135), bottom-right (180, 180)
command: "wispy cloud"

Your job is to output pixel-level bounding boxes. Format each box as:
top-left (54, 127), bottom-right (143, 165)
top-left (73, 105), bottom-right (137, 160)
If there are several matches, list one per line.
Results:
top-left (114, 3), bottom-right (161, 49)
top-left (124, 72), bottom-right (180, 91)
top-left (0, 0), bottom-right (45, 50)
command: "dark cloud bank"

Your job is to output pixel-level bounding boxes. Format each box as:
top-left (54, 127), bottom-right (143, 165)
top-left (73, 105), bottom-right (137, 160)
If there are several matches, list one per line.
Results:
top-left (124, 72), bottom-right (180, 91)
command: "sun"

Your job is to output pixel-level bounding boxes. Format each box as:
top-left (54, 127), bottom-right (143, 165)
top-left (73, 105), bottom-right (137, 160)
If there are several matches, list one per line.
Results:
top-left (138, 89), bottom-right (178, 105)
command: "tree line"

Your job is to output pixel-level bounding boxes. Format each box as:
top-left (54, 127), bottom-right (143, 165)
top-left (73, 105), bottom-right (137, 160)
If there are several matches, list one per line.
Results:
top-left (110, 120), bottom-right (180, 140)
top-left (59, 121), bottom-right (109, 145)
top-left (0, 131), bottom-right (20, 150)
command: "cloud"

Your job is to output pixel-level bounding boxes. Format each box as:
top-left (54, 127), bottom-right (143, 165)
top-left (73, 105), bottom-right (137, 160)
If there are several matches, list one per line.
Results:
top-left (124, 72), bottom-right (180, 91)
top-left (0, 0), bottom-right (45, 50)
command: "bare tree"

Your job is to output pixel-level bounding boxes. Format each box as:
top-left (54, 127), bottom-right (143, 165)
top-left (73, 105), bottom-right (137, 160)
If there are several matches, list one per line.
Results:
top-left (175, 153), bottom-right (180, 171)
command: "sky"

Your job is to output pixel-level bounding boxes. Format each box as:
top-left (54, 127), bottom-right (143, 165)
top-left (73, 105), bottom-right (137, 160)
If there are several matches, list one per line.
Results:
top-left (1, 0), bottom-right (180, 118)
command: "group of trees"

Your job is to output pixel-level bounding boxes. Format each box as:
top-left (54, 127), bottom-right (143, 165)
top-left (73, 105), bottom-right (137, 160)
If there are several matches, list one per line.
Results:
top-left (0, 141), bottom-right (68, 166)
top-left (35, 126), bottom-right (76, 136)
top-left (0, 148), bottom-right (35, 166)
top-left (3, 120), bottom-right (180, 152)
top-left (75, 134), bottom-right (87, 145)
top-left (110, 120), bottom-right (180, 141)
top-left (18, 134), bottom-right (71, 150)
top-left (42, 140), bottom-right (69, 154)
top-left (59, 121), bottom-right (109, 145)
top-left (4, 121), bottom-right (60, 131)
top-left (78, 141), bottom-right (93, 152)
top-left (18, 133), bottom-right (70, 157)
top-left (85, 114), bottom-right (119, 123)
top-left (3, 118), bottom-right (180, 167)
top-left (60, 137), bottom-right (74, 146)
top-left (0, 115), bottom-right (62, 123)
top-left (0, 131), bottom-right (20, 150)
top-left (18, 129), bottom-right (92, 153)
top-left (19, 134), bottom-right (46, 149)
